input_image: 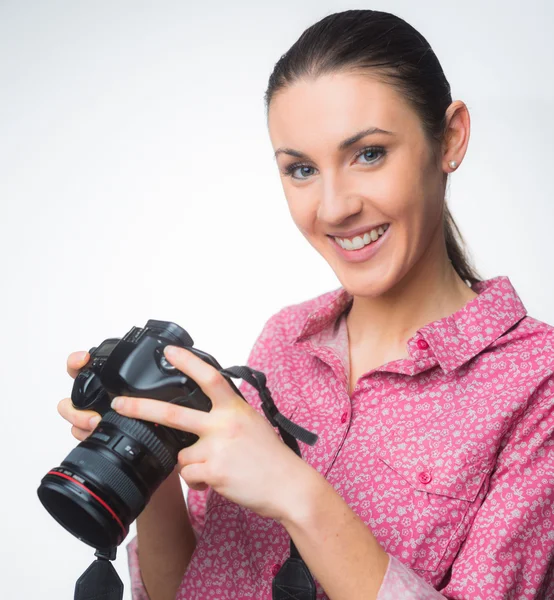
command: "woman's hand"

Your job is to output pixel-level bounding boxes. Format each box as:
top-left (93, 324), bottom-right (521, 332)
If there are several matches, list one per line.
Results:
top-left (110, 344), bottom-right (311, 521)
top-left (57, 351), bottom-right (101, 441)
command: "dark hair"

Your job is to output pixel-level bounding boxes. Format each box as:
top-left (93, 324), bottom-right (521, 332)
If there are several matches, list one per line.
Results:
top-left (264, 9), bottom-right (481, 286)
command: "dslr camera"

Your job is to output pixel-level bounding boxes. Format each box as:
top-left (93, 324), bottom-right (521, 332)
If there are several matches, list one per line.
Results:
top-left (37, 319), bottom-right (243, 550)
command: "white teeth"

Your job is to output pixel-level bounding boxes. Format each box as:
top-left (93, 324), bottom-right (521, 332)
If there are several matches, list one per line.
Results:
top-left (334, 224), bottom-right (389, 251)
top-left (351, 236), bottom-right (364, 250)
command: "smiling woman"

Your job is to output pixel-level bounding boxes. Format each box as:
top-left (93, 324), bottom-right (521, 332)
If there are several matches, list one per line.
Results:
top-left (58, 8), bottom-right (554, 600)
top-left (268, 72), bottom-right (476, 304)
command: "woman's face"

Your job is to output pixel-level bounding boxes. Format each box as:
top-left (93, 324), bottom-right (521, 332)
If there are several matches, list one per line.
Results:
top-left (267, 71), bottom-right (448, 298)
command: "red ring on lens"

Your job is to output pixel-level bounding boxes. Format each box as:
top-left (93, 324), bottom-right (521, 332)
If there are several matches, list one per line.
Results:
top-left (47, 470), bottom-right (126, 535)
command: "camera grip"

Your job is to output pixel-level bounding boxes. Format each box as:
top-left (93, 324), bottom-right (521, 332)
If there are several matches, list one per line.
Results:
top-left (168, 387), bottom-right (213, 447)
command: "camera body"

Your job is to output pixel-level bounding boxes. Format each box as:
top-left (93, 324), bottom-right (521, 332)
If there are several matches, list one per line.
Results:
top-left (72, 318), bottom-right (241, 447)
top-left (38, 319), bottom-right (243, 550)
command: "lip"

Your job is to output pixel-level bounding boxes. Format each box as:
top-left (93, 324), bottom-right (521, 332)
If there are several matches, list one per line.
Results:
top-left (327, 222), bottom-right (389, 239)
top-left (328, 225), bottom-right (390, 263)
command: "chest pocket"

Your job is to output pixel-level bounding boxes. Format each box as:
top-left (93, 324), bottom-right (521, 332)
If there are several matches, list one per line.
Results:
top-left (374, 429), bottom-right (492, 573)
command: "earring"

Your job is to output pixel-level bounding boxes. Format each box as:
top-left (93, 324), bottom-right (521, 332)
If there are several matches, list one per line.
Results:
top-left (448, 160), bottom-right (458, 169)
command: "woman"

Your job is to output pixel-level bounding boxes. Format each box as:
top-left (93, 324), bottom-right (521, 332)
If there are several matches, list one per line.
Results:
top-left (58, 9), bottom-right (554, 600)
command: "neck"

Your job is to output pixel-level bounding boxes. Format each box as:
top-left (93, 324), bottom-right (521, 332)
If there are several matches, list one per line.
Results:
top-left (345, 233), bottom-right (478, 350)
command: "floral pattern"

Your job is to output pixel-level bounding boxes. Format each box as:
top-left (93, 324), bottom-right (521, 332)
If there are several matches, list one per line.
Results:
top-left (128, 276), bottom-right (554, 599)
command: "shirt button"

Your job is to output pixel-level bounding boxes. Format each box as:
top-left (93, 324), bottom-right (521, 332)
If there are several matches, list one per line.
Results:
top-left (418, 471), bottom-right (432, 484)
top-left (417, 339), bottom-right (429, 350)
top-left (271, 563), bottom-right (281, 577)
top-left (341, 411), bottom-right (348, 424)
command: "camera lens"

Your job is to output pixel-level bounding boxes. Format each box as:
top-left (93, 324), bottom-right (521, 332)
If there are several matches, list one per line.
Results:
top-left (37, 411), bottom-right (178, 550)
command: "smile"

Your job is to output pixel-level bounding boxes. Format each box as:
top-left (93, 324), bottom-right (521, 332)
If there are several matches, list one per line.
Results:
top-left (333, 223), bottom-right (390, 250)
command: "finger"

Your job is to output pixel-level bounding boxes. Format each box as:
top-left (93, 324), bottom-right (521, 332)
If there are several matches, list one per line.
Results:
top-left (71, 425), bottom-right (93, 442)
top-left (67, 350), bottom-right (90, 379)
top-left (179, 462), bottom-right (209, 489)
top-left (111, 396), bottom-right (210, 436)
top-left (176, 442), bottom-right (206, 471)
top-left (58, 397), bottom-right (102, 431)
top-left (163, 346), bottom-right (237, 409)
top-left (187, 481), bottom-right (209, 492)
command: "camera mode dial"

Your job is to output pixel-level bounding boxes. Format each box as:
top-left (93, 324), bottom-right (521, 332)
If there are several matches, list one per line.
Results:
top-left (159, 355), bottom-right (178, 373)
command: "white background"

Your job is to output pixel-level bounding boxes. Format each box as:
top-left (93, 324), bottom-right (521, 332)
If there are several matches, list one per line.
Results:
top-left (1, 1), bottom-right (553, 597)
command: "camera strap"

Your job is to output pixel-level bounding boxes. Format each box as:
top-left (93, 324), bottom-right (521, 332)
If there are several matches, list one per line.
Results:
top-left (74, 548), bottom-right (123, 600)
top-left (219, 365), bottom-right (318, 600)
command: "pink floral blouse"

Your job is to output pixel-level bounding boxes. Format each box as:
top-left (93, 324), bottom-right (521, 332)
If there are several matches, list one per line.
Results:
top-left (127, 276), bottom-right (554, 599)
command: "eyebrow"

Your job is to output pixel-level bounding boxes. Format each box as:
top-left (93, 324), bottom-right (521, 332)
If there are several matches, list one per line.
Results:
top-left (273, 126), bottom-right (396, 160)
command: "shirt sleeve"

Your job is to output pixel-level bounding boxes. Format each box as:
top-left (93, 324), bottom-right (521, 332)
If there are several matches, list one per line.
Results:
top-left (377, 373), bottom-right (554, 600)
top-left (186, 486), bottom-right (210, 540)
top-left (126, 535), bottom-right (151, 600)
top-left (377, 554), bottom-right (445, 599)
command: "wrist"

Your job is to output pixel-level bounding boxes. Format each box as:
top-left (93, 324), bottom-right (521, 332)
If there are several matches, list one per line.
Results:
top-left (138, 469), bottom-right (186, 522)
top-left (273, 456), bottom-right (329, 527)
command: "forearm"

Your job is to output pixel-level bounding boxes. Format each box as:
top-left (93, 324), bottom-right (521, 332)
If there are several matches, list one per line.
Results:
top-left (278, 462), bottom-right (389, 600)
top-left (136, 469), bottom-right (197, 600)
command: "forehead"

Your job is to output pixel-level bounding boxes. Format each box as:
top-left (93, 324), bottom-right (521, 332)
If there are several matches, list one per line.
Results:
top-left (268, 71), bottom-right (418, 148)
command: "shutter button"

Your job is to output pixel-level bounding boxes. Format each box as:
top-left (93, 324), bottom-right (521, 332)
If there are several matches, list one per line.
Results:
top-left (417, 339), bottom-right (429, 350)
top-left (418, 471), bottom-right (432, 484)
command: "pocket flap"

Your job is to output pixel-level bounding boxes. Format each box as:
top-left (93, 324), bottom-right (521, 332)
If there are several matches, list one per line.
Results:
top-left (376, 430), bottom-right (489, 502)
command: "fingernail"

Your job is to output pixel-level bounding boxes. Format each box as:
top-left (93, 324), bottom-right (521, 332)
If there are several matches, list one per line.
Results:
top-left (89, 416), bottom-right (101, 429)
top-left (76, 351), bottom-right (88, 362)
top-left (111, 397), bottom-right (124, 410)
top-left (164, 345), bottom-right (179, 357)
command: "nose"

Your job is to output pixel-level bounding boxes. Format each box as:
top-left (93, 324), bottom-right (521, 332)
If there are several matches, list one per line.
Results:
top-left (316, 174), bottom-right (364, 225)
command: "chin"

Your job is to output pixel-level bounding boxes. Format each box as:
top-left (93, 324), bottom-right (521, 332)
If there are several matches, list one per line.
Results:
top-left (336, 270), bottom-right (396, 299)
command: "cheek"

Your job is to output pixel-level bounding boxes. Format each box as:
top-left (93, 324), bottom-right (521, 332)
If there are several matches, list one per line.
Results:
top-left (285, 192), bottom-right (314, 236)
top-left (413, 183), bottom-right (444, 236)
top-left (378, 179), bottom-right (442, 266)
top-left (386, 163), bottom-right (442, 229)
top-left (381, 143), bottom-right (441, 222)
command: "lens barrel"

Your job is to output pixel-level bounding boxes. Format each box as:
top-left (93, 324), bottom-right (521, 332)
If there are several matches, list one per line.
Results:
top-left (37, 411), bottom-right (178, 550)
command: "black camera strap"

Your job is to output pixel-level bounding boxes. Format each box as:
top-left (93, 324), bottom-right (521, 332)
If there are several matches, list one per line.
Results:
top-left (220, 365), bottom-right (318, 600)
top-left (74, 548), bottom-right (123, 600)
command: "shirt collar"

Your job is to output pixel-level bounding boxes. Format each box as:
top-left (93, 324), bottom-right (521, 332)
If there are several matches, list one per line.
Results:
top-left (292, 276), bottom-right (527, 375)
